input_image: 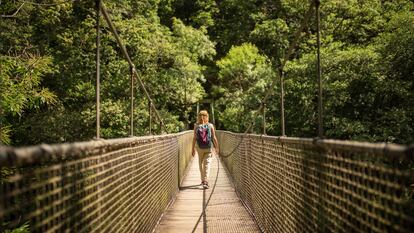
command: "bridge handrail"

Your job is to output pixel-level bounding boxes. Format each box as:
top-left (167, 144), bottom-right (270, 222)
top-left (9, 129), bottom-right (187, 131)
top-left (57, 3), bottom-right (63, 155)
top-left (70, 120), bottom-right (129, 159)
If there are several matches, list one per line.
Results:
top-left (217, 131), bottom-right (414, 233)
top-left (0, 131), bottom-right (193, 232)
top-left (217, 130), bottom-right (413, 157)
top-left (0, 131), bottom-right (192, 167)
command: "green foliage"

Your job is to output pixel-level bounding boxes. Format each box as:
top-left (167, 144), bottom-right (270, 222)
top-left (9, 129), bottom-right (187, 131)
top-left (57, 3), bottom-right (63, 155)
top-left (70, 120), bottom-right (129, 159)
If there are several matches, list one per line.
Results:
top-left (377, 11), bottom-right (414, 83)
top-left (81, 100), bottom-right (129, 138)
top-left (1, 0), bottom-right (413, 145)
top-left (158, 0), bottom-right (218, 28)
top-left (283, 41), bottom-right (413, 143)
top-left (250, 18), bottom-right (289, 64)
top-left (0, 166), bottom-right (15, 184)
top-left (2, 222), bottom-right (30, 233)
top-left (216, 43), bottom-right (275, 132)
top-left (321, 0), bottom-right (385, 44)
top-left (172, 18), bottom-right (216, 61)
top-left (210, 0), bottom-right (413, 144)
top-left (0, 54), bottom-right (57, 144)
top-left (0, 125), bottom-right (12, 145)
top-left (217, 43), bottom-right (270, 90)
top-left (0, 55), bottom-right (56, 115)
top-left (1, 0), bottom-right (216, 145)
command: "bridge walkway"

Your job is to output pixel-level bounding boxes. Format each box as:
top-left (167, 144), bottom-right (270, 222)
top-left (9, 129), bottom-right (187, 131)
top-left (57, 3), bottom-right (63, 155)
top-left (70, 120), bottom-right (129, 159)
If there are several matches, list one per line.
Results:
top-left (154, 155), bottom-right (260, 233)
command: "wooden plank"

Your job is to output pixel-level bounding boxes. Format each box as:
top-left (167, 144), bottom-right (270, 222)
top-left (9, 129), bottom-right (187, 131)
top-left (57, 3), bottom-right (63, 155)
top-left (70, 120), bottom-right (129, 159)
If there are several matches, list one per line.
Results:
top-left (154, 155), bottom-right (260, 233)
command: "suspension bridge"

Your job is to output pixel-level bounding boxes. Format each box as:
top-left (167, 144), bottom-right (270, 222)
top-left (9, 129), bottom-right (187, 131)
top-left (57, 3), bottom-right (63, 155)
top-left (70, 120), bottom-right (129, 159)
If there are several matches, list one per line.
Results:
top-left (1, 0), bottom-right (413, 232)
top-left (0, 132), bottom-right (413, 232)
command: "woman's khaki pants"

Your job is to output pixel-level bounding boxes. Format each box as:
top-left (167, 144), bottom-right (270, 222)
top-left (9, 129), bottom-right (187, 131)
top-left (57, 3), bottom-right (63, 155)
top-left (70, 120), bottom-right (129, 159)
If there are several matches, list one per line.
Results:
top-left (196, 146), bottom-right (213, 182)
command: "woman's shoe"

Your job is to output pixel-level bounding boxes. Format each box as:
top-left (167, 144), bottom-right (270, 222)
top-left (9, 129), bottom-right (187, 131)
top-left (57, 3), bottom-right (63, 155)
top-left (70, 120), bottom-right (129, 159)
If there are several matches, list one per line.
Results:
top-left (202, 181), bottom-right (209, 189)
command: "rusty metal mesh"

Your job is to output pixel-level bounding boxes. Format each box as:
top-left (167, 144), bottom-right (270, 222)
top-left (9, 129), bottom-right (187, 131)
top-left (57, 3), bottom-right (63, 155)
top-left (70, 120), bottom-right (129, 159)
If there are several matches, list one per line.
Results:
top-left (217, 131), bottom-right (414, 233)
top-left (0, 131), bottom-right (193, 233)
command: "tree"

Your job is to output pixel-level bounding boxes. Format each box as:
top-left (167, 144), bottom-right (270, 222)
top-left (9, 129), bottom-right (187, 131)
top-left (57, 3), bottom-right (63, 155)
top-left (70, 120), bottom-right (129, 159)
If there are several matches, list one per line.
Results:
top-left (1, 0), bottom-right (216, 145)
top-left (0, 54), bottom-right (56, 145)
top-left (1, 0), bottom-right (413, 145)
top-left (216, 43), bottom-right (275, 132)
top-left (283, 40), bottom-right (413, 143)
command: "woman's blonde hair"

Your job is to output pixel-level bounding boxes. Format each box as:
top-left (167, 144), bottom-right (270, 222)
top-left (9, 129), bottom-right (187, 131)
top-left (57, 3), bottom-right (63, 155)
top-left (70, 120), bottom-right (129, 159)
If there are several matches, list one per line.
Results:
top-left (197, 110), bottom-right (209, 124)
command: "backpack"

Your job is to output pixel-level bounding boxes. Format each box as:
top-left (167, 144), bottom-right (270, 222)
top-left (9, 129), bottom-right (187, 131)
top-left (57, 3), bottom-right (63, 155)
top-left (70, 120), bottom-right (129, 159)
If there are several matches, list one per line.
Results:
top-left (196, 124), bottom-right (212, 149)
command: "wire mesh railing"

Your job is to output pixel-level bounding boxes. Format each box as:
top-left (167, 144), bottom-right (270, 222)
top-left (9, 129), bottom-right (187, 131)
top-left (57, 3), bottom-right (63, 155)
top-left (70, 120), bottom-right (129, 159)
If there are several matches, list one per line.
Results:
top-left (0, 131), bottom-right (193, 232)
top-left (217, 131), bottom-right (414, 233)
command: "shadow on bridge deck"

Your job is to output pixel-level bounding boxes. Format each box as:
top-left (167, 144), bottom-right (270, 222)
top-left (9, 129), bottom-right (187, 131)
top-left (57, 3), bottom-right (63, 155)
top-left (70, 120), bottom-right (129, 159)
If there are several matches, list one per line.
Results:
top-left (154, 155), bottom-right (260, 233)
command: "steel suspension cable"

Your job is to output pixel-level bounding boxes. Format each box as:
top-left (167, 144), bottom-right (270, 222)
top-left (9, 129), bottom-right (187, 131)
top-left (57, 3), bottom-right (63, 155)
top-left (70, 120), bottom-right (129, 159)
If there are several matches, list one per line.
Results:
top-left (99, 2), bottom-right (168, 134)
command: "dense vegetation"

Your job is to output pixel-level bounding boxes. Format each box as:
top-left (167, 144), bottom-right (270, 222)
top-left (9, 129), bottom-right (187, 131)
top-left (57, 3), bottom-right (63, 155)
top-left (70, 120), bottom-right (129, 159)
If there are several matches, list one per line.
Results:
top-left (1, 0), bottom-right (413, 146)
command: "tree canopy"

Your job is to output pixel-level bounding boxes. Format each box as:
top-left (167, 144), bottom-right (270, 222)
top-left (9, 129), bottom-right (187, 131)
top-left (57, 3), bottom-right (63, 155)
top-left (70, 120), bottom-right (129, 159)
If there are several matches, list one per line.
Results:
top-left (1, 0), bottom-right (413, 145)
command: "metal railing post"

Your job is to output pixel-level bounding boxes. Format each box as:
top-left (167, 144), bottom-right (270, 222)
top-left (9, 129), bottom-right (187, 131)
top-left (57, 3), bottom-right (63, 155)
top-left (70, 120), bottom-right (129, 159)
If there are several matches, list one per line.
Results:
top-left (263, 103), bottom-right (266, 135)
top-left (130, 67), bottom-right (134, 136)
top-left (149, 100), bottom-right (152, 135)
top-left (211, 102), bottom-right (216, 126)
top-left (280, 71), bottom-right (286, 136)
top-left (196, 102), bottom-right (200, 115)
top-left (315, 0), bottom-right (323, 138)
top-left (95, 0), bottom-right (101, 139)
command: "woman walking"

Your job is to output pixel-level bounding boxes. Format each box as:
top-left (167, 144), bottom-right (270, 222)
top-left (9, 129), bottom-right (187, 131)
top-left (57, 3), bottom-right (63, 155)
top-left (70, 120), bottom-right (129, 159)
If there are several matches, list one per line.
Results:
top-left (191, 110), bottom-right (219, 189)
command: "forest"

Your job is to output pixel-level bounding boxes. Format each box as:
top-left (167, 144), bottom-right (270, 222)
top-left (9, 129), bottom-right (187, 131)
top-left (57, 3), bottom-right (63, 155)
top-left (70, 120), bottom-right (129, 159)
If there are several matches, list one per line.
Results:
top-left (1, 0), bottom-right (413, 146)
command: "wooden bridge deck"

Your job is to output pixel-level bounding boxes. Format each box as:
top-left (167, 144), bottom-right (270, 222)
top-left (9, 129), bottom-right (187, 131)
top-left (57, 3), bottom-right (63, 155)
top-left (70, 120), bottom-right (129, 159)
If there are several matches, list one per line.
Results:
top-left (154, 155), bottom-right (260, 233)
